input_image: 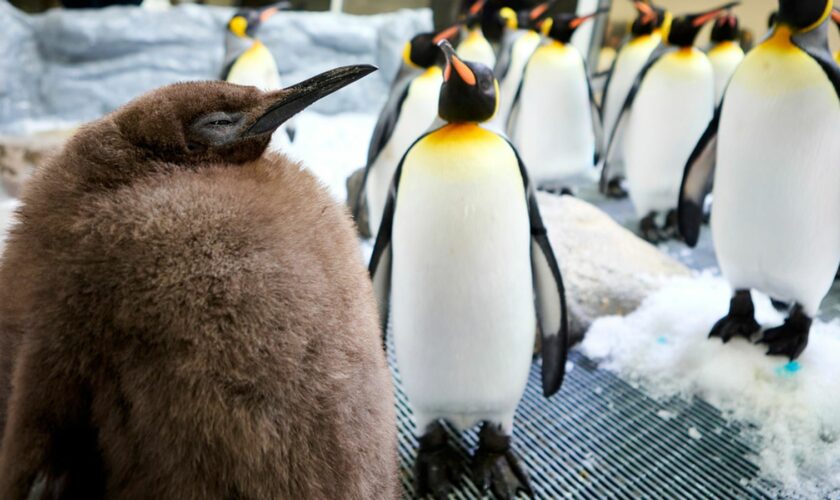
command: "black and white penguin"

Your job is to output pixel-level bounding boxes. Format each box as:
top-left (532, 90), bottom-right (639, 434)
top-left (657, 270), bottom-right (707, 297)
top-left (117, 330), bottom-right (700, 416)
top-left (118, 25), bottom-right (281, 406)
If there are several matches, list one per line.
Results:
top-left (679, 0), bottom-right (840, 360)
top-left (485, 1), bottom-right (555, 134)
top-left (603, 2), bottom-right (739, 242)
top-left (354, 24), bottom-right (461, 237)
top-left (369, 40), bottom-right (569, 499)
top-left (600, 0), bottom-right (671, 199)
top-left (508, 10), bottom-right (606, 192)
top-left (708, 12), bottom-right (745, 105)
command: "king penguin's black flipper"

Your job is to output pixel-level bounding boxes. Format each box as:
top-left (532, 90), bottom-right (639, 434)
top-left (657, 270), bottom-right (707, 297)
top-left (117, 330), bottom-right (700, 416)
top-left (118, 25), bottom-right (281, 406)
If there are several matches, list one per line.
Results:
top-left (585, 64), bottom-right (604, 165)
top-left (599, 43), bottom-right (670, 193)
top-left (677, 105), bottom-right (721, 247)
top-left (505, 139), bottom-right (569, 397)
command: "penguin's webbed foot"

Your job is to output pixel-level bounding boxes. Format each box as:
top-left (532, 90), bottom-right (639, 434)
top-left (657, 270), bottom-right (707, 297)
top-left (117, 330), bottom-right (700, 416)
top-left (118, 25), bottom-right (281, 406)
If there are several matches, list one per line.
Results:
top-left (414, 422), bottom-right (462, 499)
top-left (757, 305), bottom-right (812, 360)
top-left (472, 423), bottom-right (533, 499)
top-left (709, 290), bottom-right (760, 343)
top-left (639, 212), bottom-right (665, 243)
top-left (662, 209), bottom-right (682, 241)
top-left (604, 178), bottom-right (628, 199)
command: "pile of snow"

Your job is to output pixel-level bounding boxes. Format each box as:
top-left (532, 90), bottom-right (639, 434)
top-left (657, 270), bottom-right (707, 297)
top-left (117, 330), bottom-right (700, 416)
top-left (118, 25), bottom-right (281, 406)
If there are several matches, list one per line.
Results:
top-left (581, 273), bottom-right (840, 496)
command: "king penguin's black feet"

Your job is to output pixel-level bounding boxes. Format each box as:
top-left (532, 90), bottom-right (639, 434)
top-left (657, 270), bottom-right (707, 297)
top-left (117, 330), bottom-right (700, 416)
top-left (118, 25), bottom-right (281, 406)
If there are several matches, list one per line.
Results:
top-left (472, 423), bottom-right (533, 499)
top-left (639, 212), bottom-right (664, 243)
top-left (758, 304), bottom-right (812, 360)
top-left (709, 290), bottom-right (761, 343)
top-left (604, 178), bottom-right (628, 199)
top-left (414, 422), bottom-right (462, 499)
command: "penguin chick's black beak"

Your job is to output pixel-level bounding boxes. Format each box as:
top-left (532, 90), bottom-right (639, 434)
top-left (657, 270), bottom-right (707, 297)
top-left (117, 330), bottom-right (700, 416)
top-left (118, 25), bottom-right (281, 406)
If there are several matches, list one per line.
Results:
top-left (438, 39), bottom-right (477, 86)
top-left (245, 65), bottom-right (377, 137)
top-left (691, 2), bottom-right (740, 28)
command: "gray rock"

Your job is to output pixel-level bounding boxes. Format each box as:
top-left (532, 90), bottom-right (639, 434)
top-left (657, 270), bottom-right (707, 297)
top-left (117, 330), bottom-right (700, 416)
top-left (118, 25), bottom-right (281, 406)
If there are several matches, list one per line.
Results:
top-left (538, 192), bottom-right (691, 344)
top-left (0, 129), bottom-right (76, 199)
top-left (0, 3), bottom-right (432, 133)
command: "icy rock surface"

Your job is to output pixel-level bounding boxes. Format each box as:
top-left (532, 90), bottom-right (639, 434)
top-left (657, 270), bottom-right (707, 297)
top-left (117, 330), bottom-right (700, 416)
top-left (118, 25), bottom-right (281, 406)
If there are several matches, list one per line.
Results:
top-left (0, 3), bottom-right (431, 133)
top-left (582, 273), bottom-right (840, 497)
top-left (538, 193), bottom-right (691, 343)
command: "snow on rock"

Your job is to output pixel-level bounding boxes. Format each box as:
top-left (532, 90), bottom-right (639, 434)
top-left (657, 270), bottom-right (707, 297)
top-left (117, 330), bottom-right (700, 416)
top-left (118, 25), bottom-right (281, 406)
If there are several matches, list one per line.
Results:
top-left (538, 193), bottom-right (691, 344)
top-left (581, 273), bottom-right (840, 496)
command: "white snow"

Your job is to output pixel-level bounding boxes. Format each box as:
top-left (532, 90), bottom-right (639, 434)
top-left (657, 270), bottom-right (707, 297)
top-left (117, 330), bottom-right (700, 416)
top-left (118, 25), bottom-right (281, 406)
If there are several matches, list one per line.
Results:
top-left (581, 272), bottom-right (840, 497)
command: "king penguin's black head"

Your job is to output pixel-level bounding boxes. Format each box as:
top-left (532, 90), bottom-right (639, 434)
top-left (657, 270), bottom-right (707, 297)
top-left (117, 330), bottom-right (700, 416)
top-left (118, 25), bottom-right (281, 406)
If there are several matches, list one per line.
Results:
top-left (778, 0), bottom-right (833, 31)
top-left (630, 1), bottom-right (659, 36)
top-left (227, 2), bottom-right (289, 38)
top-left (541, 9), bottom-right (607, 44)
top-left (667, 2), bottom-right (740, 47)
top-left (436, 40), bottom-right (497, 123)
top-left (404, 25), bottom-right (461, 69)
top-left (710, 14), bottom-right (740, 43)
top-left (499, 1), bottom-right (554, 32)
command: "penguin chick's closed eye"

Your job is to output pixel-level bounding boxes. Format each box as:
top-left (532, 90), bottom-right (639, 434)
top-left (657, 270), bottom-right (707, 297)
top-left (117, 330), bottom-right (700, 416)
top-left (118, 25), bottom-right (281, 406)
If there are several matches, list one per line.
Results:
top-left (0, 79), bottom-right (398, 500)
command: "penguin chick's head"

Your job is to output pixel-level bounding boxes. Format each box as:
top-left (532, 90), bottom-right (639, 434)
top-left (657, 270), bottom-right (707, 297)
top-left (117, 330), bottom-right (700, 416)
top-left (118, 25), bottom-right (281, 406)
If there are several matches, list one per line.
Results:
top-left (667, 2), bottom-right (740, 47)
top-left (436, 40), bottom-right (497, 123)
top-left (115, 65), bottom-right (376, 168)
top-left (711, 14), bottom-right (740, 43)
top-left (403, 24), bottom-right (460, 69)
top-left (630, 1), bottom-right (659, 36)
top-left (541, 9), bottom-right (607, 44)
top-left (227, 2), bottom-right (288, 38)
top-left (778, 0), bottom-right (833, 32)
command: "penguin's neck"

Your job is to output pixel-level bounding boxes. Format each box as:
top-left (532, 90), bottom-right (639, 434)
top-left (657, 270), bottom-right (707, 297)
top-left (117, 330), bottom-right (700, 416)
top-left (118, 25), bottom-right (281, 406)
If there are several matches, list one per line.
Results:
top-left (762, 25), bottom-right (797, 52)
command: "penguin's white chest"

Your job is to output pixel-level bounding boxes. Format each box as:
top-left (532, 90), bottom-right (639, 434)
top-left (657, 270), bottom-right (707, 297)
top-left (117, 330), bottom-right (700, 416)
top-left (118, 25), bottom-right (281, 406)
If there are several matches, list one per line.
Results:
top-left (712, 38), bottom-right (840, 315)
top-left (366, 68), bottom-right (442, 234)
top-left (513, 42), bottom-right (595, 184)
top-left (488, 30), bottom-right (541, 134)
top-left (226, 42), bottom-right (282, 91)
top-left (602, 34), bottom-right (661, 159)
top-left (624, 48), bottom-right (714, 217)
top-left (457, 28), bottom-right (497, 69)
top-left (708, 42), bottom-right (745, 105)
top-left (391, 124), bottom-right (536, 430)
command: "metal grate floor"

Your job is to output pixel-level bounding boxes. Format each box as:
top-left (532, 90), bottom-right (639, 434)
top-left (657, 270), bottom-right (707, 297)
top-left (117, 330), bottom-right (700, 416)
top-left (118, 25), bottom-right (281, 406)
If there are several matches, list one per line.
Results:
top-left (391, 343), bottom-right (780, 499)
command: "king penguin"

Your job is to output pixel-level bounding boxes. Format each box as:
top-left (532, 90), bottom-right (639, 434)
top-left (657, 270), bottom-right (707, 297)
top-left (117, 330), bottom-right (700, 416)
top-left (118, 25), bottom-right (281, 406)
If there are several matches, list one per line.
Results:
top-left (603, 2), bottom-right (738, 242)
top-left (457, 0), bottom-right (498, 70)
top-left (369, 40), bottom-right (569, 499)
top-left (708, 12), bottom-right (745, 106)
top-left (485, 1), bottom-right (555, 134)
top-left (832, 7), bottom-right (840, 64)
top-left (0, 66), bottom-right (400, 498)
top-left (600, 0), bottom-right (671, 199)
top-left (354, 25), bottom-right (460, 237)
top-left (678, 0), bottom-right (840, 360)
top-left (222, 3), bottom-right (294, 149)
top-left (509, 10), bottom-right (606, 192)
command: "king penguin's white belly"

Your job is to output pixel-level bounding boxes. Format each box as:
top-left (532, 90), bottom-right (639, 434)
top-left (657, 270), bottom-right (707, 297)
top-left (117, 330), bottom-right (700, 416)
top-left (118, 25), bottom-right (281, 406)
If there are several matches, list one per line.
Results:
top-left (391, 124), bottom-right (536, 431)
top-left (513, 42), bottom-right (595, 184)
top-left (487, 30), bottom-right (541, 134)
top-left (367, 68), bottom-right (442, 234)
top-left (602, 34), bottom-right (661, 172)
top-left (708, 42), bottom-right (745, 105)
top-left (457, 28), bottom-right (497, 69)
top-left (712, 33), bottom-right (840, 315)
top-left (624, 48), bottom-right (714, 217)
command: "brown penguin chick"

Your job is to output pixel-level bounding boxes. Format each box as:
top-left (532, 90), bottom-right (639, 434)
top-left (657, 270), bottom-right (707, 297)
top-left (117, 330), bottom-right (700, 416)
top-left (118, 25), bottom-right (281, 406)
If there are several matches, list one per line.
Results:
top-left (0, 66), bottom-right (400, 499)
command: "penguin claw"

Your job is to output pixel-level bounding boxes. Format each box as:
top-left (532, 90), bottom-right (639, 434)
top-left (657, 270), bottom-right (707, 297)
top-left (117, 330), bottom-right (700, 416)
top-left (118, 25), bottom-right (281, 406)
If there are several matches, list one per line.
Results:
top-left (757, 306), bottom-right (812, 360)
top-left (414, 426), bottom-right (462, 499)
top-left (472, 424), bottom-right (533, 499)
top-left (604, 178), bottom-right (628, 199)
top-left (709, 314), bottom-right (760, 343)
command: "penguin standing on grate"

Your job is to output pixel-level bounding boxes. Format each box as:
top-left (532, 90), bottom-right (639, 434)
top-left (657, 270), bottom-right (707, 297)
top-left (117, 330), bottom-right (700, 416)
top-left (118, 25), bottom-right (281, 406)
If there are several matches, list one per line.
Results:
top-left (369, 40), bottom-right (569, 498)
top-left (679, 0), bottom-right (840, 360)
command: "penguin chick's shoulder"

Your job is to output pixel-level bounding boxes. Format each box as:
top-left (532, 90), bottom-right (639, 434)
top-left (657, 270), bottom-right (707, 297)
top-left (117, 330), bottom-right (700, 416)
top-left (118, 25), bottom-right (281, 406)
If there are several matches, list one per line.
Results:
top-left (0, 81), bottom-right (397, 500)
